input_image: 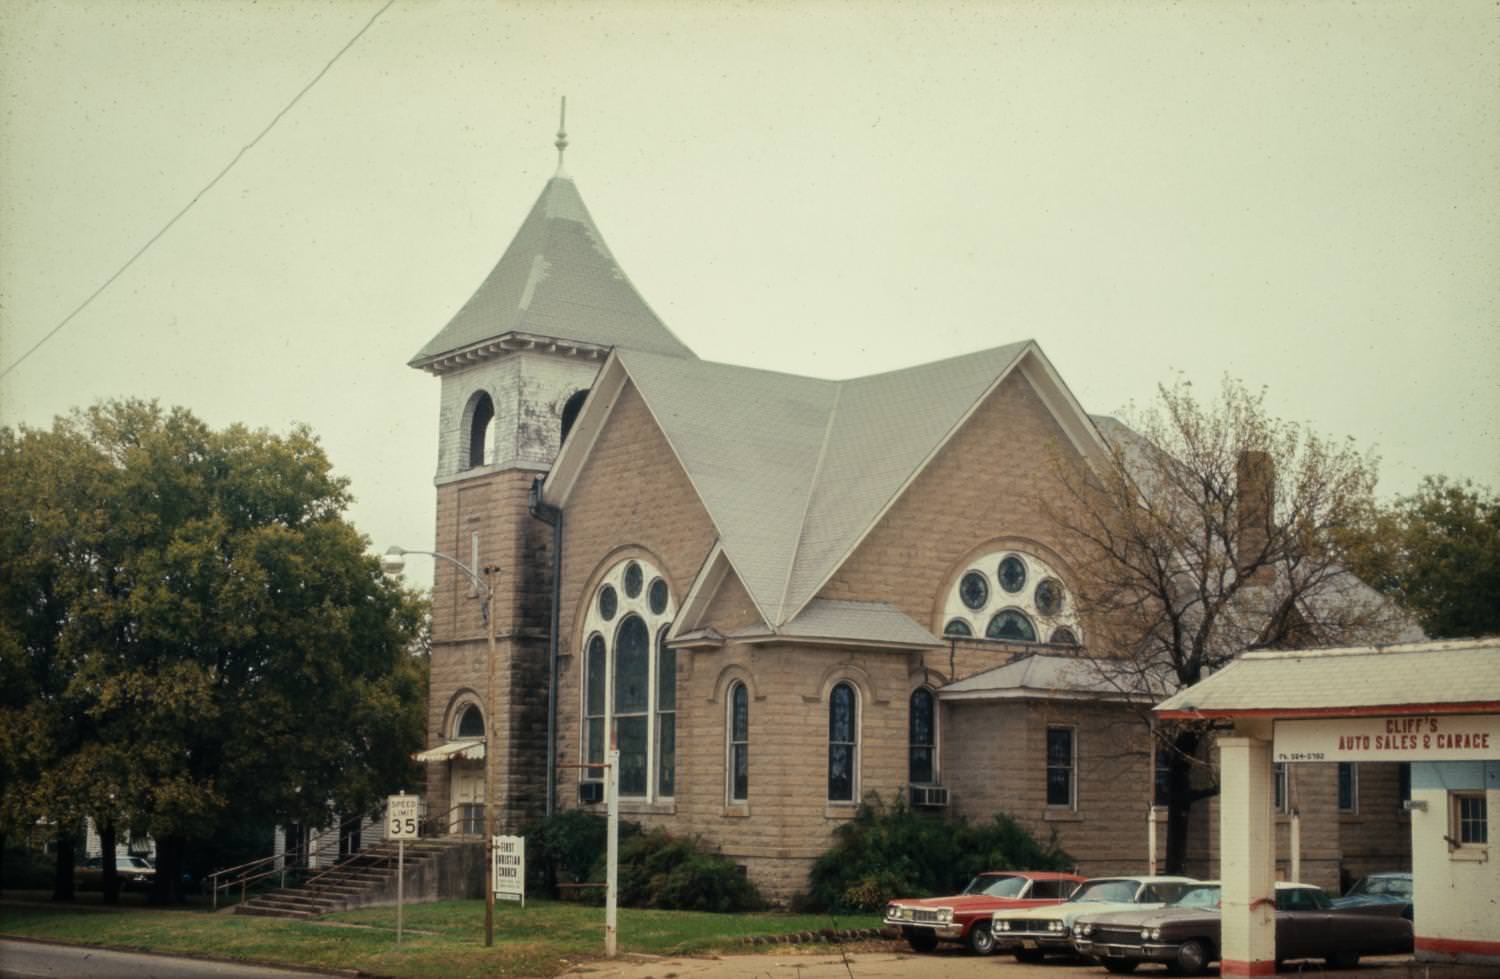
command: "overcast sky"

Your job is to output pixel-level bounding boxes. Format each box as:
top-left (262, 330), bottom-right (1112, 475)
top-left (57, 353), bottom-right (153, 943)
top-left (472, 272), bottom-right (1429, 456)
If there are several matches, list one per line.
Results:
top-left (3, 0), bottom-right (1497, 591)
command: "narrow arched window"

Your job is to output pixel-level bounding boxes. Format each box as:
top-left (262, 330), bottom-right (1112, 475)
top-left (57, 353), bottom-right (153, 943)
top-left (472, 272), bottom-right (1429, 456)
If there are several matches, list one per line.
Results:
top-left (560, 389), bottom-right (589, 445)
top-left (613, 615), bottom-right (650, 796)
top-left (468, 392), bottom-right (494, 468)
top-left (828, 682), bottom-right (858, 802)
top-left (456, 704), bottom-right (485, 738)
top-left (655, 625), bottom-right (676, 798)
top-left (728, 682), bottom-right (749, 803)
top-left (909, 688), bottom-right (935, 785)
top-left (584, 634), bottom-right (606, 765)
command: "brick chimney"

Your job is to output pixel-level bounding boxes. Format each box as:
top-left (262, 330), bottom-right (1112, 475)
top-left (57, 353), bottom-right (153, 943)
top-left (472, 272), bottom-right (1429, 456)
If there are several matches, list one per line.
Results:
top-left (1236, 450), bottom-right (1274, 579)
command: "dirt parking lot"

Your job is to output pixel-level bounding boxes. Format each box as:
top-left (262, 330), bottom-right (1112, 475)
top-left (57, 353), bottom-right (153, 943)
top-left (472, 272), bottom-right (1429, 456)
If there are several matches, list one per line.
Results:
top-left (563, 944), bottom-right (1423, 979)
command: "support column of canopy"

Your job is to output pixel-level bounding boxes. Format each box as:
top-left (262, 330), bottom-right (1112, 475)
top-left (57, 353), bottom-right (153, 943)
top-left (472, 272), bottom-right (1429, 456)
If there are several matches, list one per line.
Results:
top-left (1219, 731), bottom-right (1277, 977)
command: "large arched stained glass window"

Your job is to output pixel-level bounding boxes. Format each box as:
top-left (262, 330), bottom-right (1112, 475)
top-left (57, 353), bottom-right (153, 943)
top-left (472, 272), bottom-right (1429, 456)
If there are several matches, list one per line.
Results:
top-left (828, 682), bottom-right (858, 802)
top-left (909, 689), bottom-right (936, 785)
top-left (579, 557), bottom-right (677, 802)
top-left (941, 549), bottom-right (1081, 645)
top-left (613, 616), bottom-right (650, 796)
top-left (728, 682), bottom-right (749, 803)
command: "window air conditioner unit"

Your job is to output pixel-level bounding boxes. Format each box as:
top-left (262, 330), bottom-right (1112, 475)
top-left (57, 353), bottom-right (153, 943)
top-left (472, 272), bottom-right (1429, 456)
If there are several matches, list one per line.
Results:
top-left (910, 785), bottom-right (949, 807)
top-left (578, 781), bottom-right (605, 804)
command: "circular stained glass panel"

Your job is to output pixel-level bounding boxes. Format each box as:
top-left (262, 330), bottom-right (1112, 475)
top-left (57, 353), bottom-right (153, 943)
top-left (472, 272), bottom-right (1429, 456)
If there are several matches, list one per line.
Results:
top-left (944, 618), bottom-right (973, 637)
top-left (959, 571), bottom-right (989, 610)
top-left (1035, 578), bottom-right (1064, 616)
top-left (1049, 626), bottom-right (1078, 646)
top-left (986, 608), bottom-right (1037, 642)
top-left (648, 577), bottom-right (669, 615)
top-left (624, 562), bottom-right (643, 598)
top-left (599, 584), bottom-right (617, 621)
top-left (998, 555), bottom-right (1027, 594)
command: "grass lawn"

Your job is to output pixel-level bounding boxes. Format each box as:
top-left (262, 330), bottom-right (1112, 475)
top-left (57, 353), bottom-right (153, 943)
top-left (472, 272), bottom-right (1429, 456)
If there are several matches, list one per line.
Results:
top-left (0, 896), bottom-right (883, 979)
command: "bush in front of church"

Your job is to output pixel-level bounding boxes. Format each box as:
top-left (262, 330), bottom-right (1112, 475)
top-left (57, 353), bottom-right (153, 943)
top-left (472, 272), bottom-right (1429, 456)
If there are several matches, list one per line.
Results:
top-left (522, 811), bottom-right (762, 911)
top-left (612, 828), bottom-right (764, 912)
top-left (800, 794), bottom-right (1072, 912)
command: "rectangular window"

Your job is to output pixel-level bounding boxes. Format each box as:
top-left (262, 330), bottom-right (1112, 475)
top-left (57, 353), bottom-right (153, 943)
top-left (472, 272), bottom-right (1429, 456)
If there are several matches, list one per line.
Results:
top-left (1046, 727), bottom-right (1075, 808)
top-left (1398, 762), bottom-right (1411, 806)
top-left (655, 643), bottom-right (675, 797)
top-left (1154, 746), bottom-right (1171, 807)
top-left (1452, 792), bottom-right (1488, 845)
top-left (1338, 762), bottom-right (1358, 813)
top-left (1273, 763), bottom-right (1289, 813)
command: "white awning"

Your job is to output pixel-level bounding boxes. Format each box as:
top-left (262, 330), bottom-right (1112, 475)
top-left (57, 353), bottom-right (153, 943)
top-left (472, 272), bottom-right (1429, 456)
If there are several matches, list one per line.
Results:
top-left (414, 739), bottom-right (485, 762)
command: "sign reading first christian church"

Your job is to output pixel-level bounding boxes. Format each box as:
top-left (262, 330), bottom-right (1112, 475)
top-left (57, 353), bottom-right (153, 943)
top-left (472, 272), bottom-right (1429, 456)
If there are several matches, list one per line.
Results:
top-left (1275, 714), bottom-right (1500, 764)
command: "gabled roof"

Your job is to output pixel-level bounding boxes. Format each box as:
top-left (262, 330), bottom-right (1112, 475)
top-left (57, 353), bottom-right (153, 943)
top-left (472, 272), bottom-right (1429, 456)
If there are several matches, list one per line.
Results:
top-left (409, 176), bottom-right (695, 370)
top-left (546, 340), bottom-right (1109, 630)
top-left (1155, 637), bottom-right (1500, 718)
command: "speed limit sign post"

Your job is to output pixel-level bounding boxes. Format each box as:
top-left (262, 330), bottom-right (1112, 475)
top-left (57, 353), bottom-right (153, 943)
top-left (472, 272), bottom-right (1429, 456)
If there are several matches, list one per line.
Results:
top-left (386, 794), bottom-right (420, 944)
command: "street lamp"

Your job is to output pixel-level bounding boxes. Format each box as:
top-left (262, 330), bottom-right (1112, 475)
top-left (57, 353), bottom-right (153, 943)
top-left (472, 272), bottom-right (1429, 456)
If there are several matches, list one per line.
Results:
top-left (382, 545), bottom-right (501, 947)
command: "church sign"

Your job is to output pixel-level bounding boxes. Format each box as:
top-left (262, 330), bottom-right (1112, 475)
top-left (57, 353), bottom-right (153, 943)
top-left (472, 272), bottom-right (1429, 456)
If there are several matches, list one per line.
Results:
top-left (1274, 715), bottom-right (1500, 763)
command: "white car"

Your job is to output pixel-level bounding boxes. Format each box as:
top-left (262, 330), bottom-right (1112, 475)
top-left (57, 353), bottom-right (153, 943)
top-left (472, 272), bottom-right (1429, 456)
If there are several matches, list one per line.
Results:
top-left (991, 875), bottom-right (1198, 962)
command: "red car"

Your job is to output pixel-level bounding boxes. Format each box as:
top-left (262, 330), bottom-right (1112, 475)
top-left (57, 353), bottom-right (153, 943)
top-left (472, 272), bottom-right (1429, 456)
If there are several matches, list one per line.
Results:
top-left (884, 871), bottom-right (1085, 955)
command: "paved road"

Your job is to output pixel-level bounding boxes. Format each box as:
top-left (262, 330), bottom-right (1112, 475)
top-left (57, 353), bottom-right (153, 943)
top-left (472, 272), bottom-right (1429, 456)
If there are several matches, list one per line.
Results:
top-left (0, 940), bottom-right (326, 979)
top-left (564, 947), bottom-right (1422, 979)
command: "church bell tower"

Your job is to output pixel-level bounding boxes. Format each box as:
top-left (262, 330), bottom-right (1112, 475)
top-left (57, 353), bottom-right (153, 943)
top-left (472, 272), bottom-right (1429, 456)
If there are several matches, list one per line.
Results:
top-left (407, 106), bottom-right (694, 833)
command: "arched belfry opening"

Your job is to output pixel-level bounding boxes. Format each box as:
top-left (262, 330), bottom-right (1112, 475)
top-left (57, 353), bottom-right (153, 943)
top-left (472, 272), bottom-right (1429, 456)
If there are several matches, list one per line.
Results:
top-left (456, 703), bottom-right (485, 738)
top-left (467, 392), bottom-right (494, 469)
top-left (560, 389), bottom-right (588, 445)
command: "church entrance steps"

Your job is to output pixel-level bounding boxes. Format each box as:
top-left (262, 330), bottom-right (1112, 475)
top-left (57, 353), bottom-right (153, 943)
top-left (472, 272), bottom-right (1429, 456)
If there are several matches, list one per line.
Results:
top-left (233, 838), bottom-right (482, 920)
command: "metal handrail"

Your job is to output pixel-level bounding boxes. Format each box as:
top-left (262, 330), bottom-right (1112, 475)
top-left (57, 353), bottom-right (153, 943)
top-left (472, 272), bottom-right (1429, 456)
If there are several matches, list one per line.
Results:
top-left (208, 810), bottom-right (369, 909)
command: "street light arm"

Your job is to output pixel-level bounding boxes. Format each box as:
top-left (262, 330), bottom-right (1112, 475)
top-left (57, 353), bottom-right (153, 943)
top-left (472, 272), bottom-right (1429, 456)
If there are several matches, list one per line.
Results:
top-left (383, 546), bottom-right (491, 592)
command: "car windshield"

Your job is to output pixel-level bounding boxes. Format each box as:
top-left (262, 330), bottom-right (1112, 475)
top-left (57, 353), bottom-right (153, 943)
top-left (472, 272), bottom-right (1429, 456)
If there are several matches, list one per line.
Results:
top-left (1171, 886), bottom-right (1222, 909)
top-left (963, 875), bottom-right (1028, 898)
top-left (1350, 877), bottom-right (1411, 899)
top-left (1072, 879), bottom-right (1142, 903)
top-left (120, 857), bottom-right (153, 870)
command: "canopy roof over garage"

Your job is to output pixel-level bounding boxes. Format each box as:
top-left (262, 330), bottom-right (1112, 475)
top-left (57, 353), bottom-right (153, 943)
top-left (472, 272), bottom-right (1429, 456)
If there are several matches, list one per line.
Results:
top-left (1156, 637), bottom-right (1500, 720)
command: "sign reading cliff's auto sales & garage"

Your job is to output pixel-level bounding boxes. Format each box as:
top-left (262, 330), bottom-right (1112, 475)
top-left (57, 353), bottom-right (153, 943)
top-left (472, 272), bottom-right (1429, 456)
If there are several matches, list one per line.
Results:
top-left (1274, 714), bottom-right (1500, 763)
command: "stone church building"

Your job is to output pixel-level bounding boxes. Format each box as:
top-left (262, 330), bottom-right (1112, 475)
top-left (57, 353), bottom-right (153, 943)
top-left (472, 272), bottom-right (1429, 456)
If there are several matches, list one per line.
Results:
top-left (407, 141), bottom-right (1413, 901)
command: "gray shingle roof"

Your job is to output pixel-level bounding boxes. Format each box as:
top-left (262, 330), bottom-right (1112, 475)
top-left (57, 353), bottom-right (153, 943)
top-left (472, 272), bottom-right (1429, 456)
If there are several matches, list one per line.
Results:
top-left (409, 177), bottom-right (695, 367)
top-left (729, 600), bottom-right (942, 648)
top-left (614, 342), bottom-right (1035, 627)
top-left (1155, 638), bottom-right (1500, 716)
top-left (939, 653), bottom-right (1153, 701)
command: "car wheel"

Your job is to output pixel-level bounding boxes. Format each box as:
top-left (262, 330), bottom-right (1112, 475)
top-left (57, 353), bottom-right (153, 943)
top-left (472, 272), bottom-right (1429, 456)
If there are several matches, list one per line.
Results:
top-left (965, 921), bottom-right (997, 955)
top-left (1170, 939), bottom-right (1212, 976)
top-left (1014, 948), bottom-right (1046, 963)
top-left (1326, 951), bottom-right (1360, 969)
top-left (906, 931), bottom-right (939, 953)
top-left (1103, 961), bottom-right (1140, 975)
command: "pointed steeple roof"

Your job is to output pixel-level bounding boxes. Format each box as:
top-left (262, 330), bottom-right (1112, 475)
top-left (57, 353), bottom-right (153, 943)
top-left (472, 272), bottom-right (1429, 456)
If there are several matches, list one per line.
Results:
top-left (409, 175), bottom-right (695, 370)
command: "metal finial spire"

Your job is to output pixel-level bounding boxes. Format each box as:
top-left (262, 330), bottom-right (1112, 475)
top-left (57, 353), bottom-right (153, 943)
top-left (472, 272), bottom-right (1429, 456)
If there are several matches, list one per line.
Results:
top-left (554, 96), bottom-right (568, 175)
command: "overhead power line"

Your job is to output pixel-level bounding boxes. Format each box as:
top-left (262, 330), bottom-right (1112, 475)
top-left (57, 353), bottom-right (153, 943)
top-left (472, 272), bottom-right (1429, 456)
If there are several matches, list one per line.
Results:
top-left (0, 0), bottom-right (398, 383)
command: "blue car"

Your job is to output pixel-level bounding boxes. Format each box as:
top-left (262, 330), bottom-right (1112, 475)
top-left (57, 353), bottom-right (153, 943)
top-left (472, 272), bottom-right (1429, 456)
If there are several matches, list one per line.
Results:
top-left (1333, 872), bottom-right (1412, 920)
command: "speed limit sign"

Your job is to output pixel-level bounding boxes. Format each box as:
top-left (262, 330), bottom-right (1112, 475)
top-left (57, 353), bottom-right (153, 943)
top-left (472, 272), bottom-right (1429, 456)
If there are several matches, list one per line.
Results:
top-left (387, 794), bottom-right (420, 840)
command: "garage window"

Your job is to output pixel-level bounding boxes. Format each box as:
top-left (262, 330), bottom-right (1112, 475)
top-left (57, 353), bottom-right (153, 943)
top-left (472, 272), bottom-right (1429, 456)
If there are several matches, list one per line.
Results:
top-left (1453, 792), bottom-right (1488, 845)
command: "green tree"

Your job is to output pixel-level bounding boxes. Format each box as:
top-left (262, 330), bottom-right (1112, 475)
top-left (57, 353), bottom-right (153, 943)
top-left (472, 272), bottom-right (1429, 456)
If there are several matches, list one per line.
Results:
top-left (1345, 476), bottom-right (1500, 639)
top-left (0, 401), bottom-right (427, 902)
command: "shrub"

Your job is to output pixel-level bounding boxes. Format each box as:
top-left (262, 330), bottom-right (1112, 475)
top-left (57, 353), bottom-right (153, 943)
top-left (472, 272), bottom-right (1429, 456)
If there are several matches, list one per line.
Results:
top-left (611, 828), bottom-right (763, 912)
top-left (521, 812), bottom-right (761, 911)
top-left (804, 793), bottom-right (1071, 912)
top-left (521, 809), bottom-right (639, 897)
